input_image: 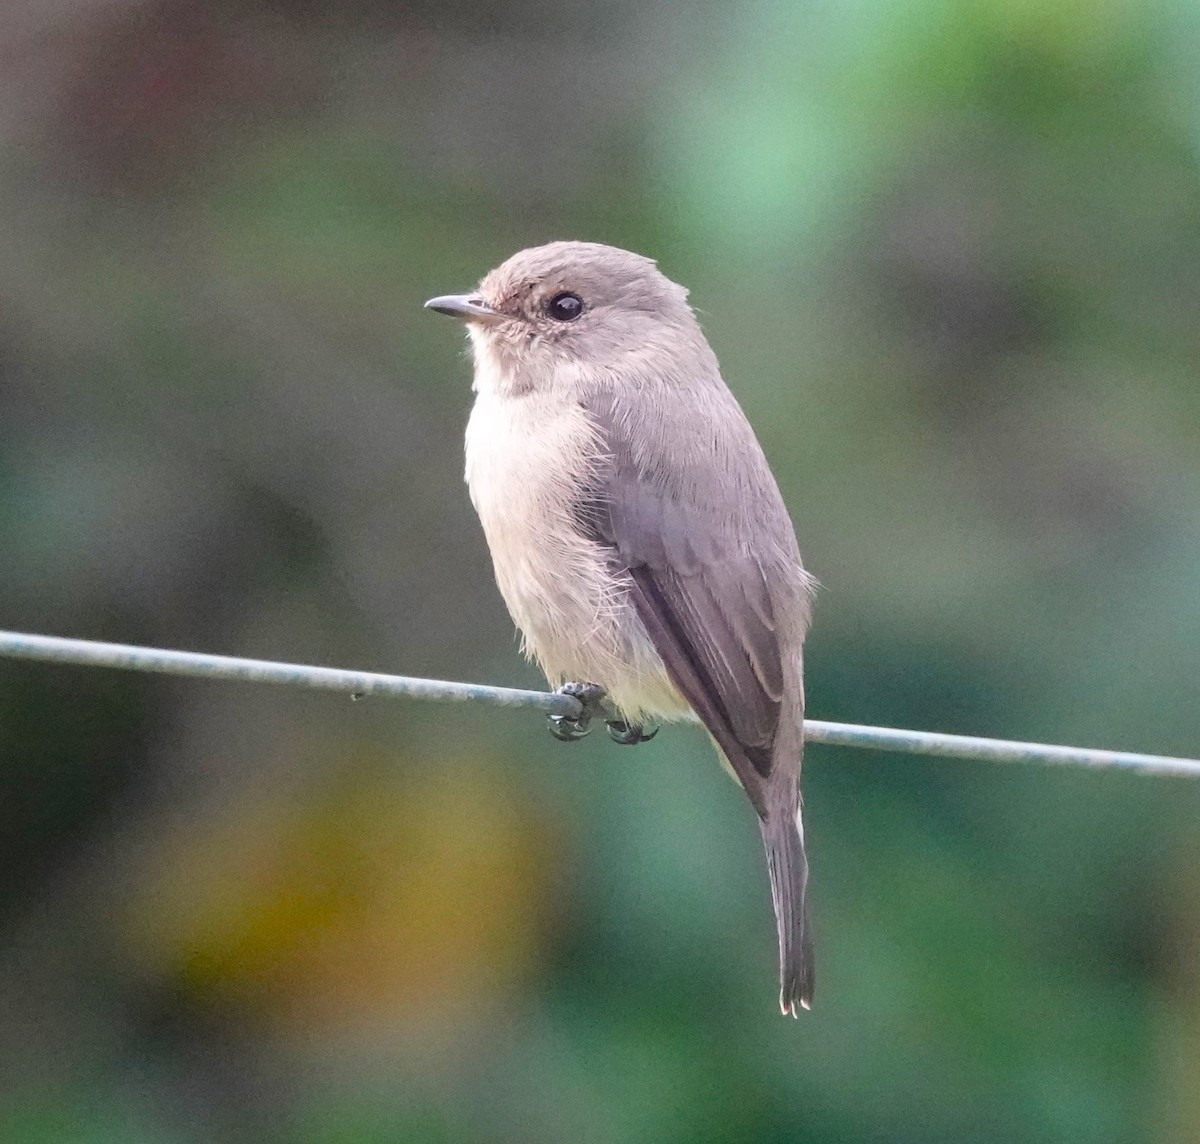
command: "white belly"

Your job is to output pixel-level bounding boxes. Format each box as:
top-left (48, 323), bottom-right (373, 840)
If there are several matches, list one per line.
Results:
top-left (464, 389), bottom-right (685, 720)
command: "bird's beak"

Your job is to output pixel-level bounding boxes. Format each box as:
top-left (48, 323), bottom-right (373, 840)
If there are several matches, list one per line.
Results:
top-left (424, 294), bottom-right (504, 323)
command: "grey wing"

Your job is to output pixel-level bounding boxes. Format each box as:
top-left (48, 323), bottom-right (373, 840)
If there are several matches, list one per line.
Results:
top-left (580, 389), bottom-right (798, 817)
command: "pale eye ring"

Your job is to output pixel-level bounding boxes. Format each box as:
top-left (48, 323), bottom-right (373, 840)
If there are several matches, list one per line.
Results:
top-left (545, 291), bottom-right (584, 322)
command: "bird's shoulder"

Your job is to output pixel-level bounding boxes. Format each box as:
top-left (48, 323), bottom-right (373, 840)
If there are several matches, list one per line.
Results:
top-left (577, 378), bottom-right (801, 570)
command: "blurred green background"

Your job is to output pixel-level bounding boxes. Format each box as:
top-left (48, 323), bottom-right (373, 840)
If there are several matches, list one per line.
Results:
top-left (1, 1), bottom-right (1198, 1141)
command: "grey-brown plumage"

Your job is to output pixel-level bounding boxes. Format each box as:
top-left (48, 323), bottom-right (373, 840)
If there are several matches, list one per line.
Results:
top-left (426, 241), bottom-right (818, 1014)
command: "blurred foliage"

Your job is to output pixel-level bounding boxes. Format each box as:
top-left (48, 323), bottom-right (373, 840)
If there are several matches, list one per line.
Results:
top-left (0, 0), bottom-right (1198, 1141)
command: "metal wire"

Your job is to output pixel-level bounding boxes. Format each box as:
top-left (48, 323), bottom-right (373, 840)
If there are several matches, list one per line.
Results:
top-left (1, 629), bottom-right (1196, 777)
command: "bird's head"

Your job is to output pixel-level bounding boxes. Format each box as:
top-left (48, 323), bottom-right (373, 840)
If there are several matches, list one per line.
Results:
top-left (426, 241), bottom-right (702, 394)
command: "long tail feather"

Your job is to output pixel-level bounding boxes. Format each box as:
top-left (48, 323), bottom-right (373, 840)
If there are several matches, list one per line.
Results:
top-left (759, 805), bottom-right (814, 1015)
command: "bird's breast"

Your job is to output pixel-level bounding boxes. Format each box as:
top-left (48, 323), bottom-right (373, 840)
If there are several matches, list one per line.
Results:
top-left (463, 389), bottom-right (679, 717)
top-left (464, 389), bottom-right (602, 551)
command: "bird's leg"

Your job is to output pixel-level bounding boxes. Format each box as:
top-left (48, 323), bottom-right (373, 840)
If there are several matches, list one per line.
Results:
top-left (606, 720), bottom-right (659, 746)
top-left (548, 681), bottom-right (608, 741)
top-left (548, 683), bottom-right (660, 746)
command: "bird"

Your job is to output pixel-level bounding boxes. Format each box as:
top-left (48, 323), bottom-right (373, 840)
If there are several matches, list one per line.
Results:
top-left (426, 241), bottom-right (818, 1014)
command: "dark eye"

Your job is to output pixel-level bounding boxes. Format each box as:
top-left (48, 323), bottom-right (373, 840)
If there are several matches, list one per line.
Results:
top-left (545, 291), bottom-right (584, 322)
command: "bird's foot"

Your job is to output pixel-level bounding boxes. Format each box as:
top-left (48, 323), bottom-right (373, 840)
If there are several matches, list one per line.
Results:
top-left (606, 720), bottom-right (659, 746)
top-left (548, 681), bottom-right (608, 742)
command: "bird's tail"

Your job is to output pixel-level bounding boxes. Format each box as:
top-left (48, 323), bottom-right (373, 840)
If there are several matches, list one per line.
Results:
top-left (759, 804), bottom-right (814, 1015)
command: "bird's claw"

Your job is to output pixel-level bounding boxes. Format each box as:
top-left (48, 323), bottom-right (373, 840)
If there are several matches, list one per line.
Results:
top-left (547, 684), bottom-right (660, 746)
top-left (547, 681), bottom-right (607, 742)
top-left (606, 720), bottom-right (659, 746)
top-left (548, 714), bottom-right (591, 741)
